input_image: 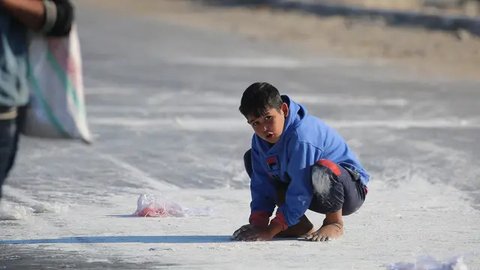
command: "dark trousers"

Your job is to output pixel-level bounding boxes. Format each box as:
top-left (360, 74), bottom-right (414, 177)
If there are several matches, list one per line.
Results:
top-left (244, 149), bottom-right (366, 216)
top-left (0, 106), bottom-right (21, 200)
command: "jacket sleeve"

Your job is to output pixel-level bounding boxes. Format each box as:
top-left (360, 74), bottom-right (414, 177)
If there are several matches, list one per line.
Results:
top-left (276, 140), bottom-right (322, 227)
top-left (248, 148), bottom-right (276, 227)
top-left (42, 0), bottom-right (74, 36)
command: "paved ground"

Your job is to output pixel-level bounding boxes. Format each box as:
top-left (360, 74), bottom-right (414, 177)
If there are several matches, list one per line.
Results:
top-left (85, 0), bottom-right (480, 81)
top-left (0, 1), bottom-right (479, 269)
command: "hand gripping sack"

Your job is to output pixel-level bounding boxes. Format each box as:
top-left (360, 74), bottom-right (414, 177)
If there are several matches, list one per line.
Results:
top-left (23, 26), bottom-right (92, 143)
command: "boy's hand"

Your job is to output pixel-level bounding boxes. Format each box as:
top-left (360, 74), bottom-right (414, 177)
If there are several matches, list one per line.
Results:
top-left (232, 224), bottom-right (252, 240)
top-left (232, 224), bottom-right (273, 241)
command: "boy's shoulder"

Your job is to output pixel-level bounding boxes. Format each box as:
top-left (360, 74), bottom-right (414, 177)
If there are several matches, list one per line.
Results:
top-left (286, 115), bottom-right (333, 144)
top-left (293, 113), bottom-right (327, 132)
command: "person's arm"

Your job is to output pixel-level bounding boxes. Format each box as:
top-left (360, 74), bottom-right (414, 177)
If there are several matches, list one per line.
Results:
top-left (44, 0), bottom-right (73, 36)
top-left (248, 148), bottom-right (276, 227)
top-left (1, 0), bottom-right (74, 36)
top-left (273, 141), bottom-right (319, 231)
top-left (0, 0), bottom-right (45, 30)
top-left (232, 148), bottom-right (277, 241)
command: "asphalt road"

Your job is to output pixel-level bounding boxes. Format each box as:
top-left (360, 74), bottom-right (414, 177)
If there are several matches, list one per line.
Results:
top-left (71, 1), bottom-right (480, 200)
top-left (1, 1), bottom-right (479, 268)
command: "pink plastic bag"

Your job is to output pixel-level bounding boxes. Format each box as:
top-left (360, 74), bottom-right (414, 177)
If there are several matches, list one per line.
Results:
top-left (133, 194), bottom-right (185, 217)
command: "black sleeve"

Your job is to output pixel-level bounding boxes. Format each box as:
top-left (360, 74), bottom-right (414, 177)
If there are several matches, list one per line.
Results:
top-left (44, 0), bottom-right (74, 37)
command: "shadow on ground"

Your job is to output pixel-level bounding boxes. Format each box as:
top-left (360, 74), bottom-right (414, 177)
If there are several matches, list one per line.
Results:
top-left (0, 235), bottom-right (232, 244)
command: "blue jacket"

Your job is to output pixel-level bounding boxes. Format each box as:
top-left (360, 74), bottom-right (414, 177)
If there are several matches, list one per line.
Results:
top-left (249, 96), bottom-right (369, 227)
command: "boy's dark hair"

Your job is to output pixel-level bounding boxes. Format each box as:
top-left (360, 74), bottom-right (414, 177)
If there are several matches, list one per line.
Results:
top-left (239, 82), bottom-right (283, 118)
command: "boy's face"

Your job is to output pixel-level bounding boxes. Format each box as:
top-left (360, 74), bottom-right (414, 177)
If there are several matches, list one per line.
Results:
top-left (247, 103), bottom-right (289, 144)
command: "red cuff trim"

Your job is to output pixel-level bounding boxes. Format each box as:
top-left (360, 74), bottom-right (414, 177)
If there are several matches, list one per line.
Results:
top-left (270, 212), bottom-right (288, 231)
top-left (317, 159), bottom-right (341, 177)
top-left (249, 211), bottom-right (270, 228)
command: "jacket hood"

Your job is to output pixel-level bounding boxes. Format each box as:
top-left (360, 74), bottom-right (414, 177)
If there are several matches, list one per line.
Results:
top-left (281, 95), bottom-right (306, 137)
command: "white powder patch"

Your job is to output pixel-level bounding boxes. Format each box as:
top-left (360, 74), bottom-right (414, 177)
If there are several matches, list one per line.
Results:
top-left (0, 203), bottom-right (32, 220)
top-left (387, 255), bottom-right (469, 270)
top-left (311, 166), bottom-right (332, 195)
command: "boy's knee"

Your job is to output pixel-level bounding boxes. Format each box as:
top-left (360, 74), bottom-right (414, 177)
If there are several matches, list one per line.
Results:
top-left (311, 159), bottom-right (342, 195)
top-left (310, 160), bottom-right (366, 215)
top-left (310, 160), bottom-right (344, 214)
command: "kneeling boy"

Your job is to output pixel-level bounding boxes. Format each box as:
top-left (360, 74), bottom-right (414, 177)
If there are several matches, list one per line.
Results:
top-left (232, 82), bottom-right (369, 242)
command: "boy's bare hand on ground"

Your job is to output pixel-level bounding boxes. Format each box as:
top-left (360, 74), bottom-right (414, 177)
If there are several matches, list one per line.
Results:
top-left (304, 223), bottom-right (344, 242)
top-left (232, 224), bottom-right (273, 241)
top-left (232, 224), bottom-right (251, 240)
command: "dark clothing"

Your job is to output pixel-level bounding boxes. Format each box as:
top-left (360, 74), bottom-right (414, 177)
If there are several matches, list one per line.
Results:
top-left (0, 0), bottom-right (74, 200)
top-left (0, 107), bottom-right (20, 198)
top-left (309, 163), bottom-right (366, 215)
top-left (44, 0), bottom-right (74, 37)
top-left (244, 149), bottom-right (366, 216)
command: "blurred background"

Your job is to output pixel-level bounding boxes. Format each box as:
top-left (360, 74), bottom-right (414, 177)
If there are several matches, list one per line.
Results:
top-left (1, 0), bottom-right (479, 268)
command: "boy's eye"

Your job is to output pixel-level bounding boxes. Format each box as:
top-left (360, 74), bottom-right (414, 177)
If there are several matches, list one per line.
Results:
top-left (251, 122), bottom-right (258, 127)
top-left (265, 116), bottom-right (272, 121)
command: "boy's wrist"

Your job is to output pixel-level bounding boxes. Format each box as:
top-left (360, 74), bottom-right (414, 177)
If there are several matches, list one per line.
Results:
top-left (267, 213), bottom-right (289, 237)
top-left (266, 221), bottom-right (286, 237)
top-left (249, 211), bottom-right (270, 228)
top-left (270, 212), bottom-right (288, 230)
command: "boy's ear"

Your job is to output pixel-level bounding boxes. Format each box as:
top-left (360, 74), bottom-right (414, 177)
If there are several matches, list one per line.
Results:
top-left (281, 102), bottom-right (289, 117)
